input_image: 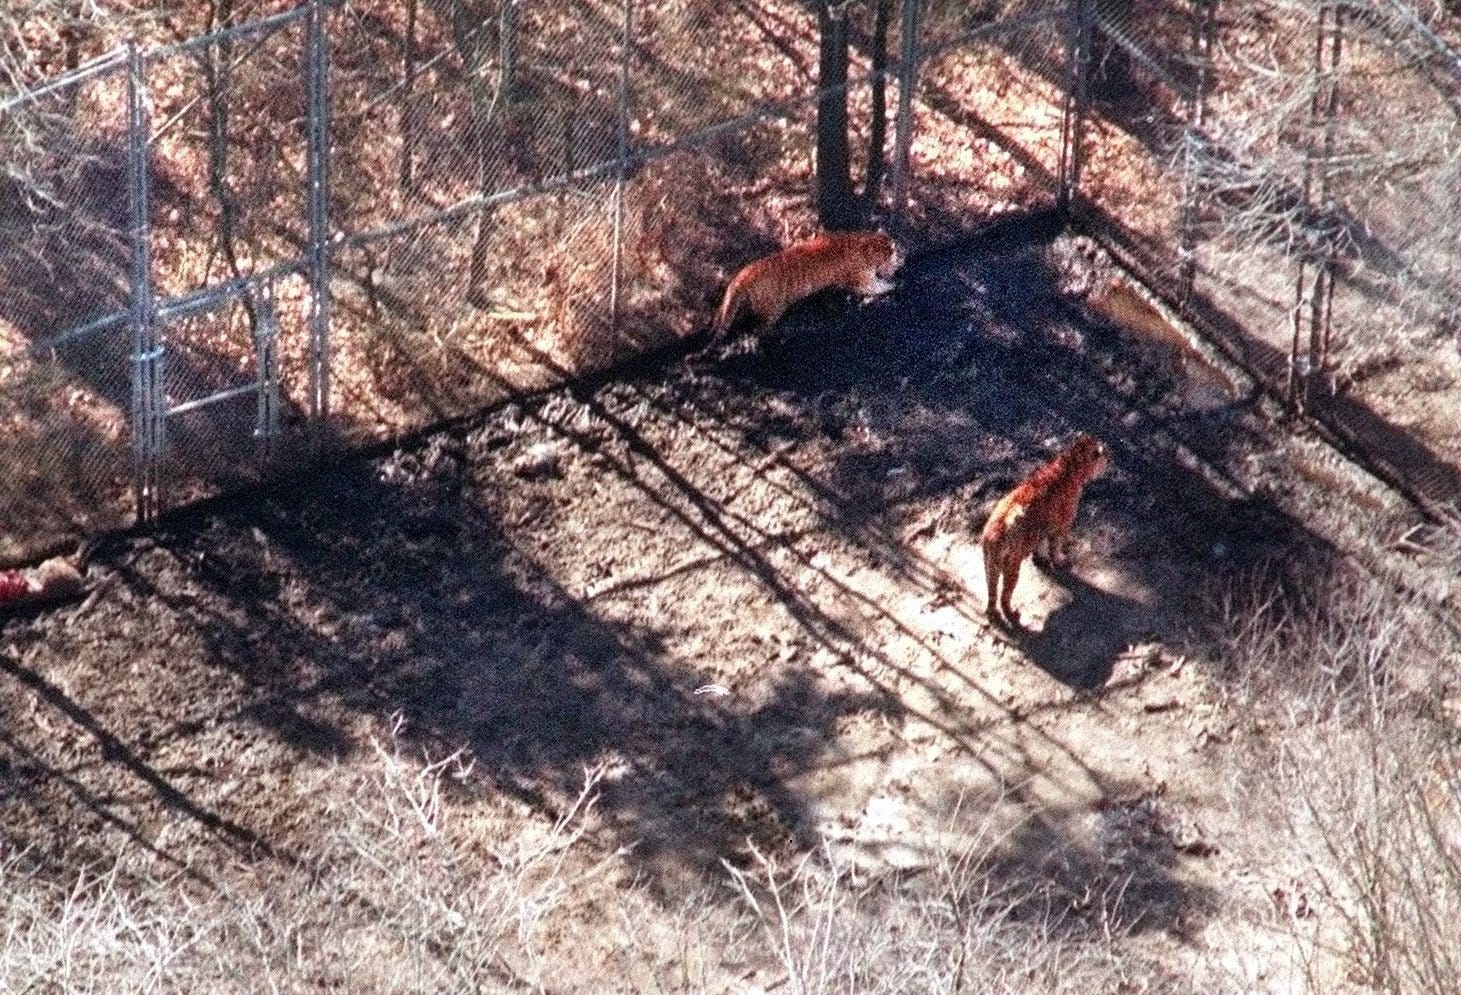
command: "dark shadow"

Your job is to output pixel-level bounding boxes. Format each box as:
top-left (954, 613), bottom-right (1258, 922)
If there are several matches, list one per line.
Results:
top-left (0, 647), bottom-right (278, 862)
top-left (971, 792), bottom-right (1215, 942)
top-left (666, 207), bottom-right (1352, 674)
top-left (2, 444), bottom-right (908, 887)
top-left (1011, 571), bottom-right (1151, 691)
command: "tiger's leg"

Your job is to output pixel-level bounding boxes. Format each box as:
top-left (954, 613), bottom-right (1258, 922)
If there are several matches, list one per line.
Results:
top-left (755, 299), bottom-right (787, 329)
top-left (1031, 530), bottom-right (1052, 567)
top-left (855, 272), bottom-right (897, 296)
top-left (1051, 499), bottom-right (1084, 566)
top-left (1046, 528), bottom-right (1071, 568)
top-left (984, 546), bottom-right (1004, 621)
top-left (998, 557), bottom-right (1023, 624)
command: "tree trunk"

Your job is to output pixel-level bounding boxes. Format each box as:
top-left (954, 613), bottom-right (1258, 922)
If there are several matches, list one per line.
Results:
top-left (204, 0), bottom-right (249, 295)
top-left (815, 1), bottom-right (858, 230)
top-left (399, 0), bottom-right (419, 196)
top-left (457, 0), bottom-right (513, 307)
top-left (864, 0), bottom-right (890, 212)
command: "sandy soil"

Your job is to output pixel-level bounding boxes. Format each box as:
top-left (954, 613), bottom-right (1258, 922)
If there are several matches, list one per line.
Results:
top-left (0, 215), bottom-right (1435, 989)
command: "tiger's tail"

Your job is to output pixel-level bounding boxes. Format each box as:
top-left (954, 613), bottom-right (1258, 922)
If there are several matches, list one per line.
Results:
top-left (710, 273), bottom-right (747, 342)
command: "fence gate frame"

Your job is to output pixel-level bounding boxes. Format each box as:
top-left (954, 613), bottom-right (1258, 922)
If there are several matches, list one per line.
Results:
top-left (126, 39), bottom-right (164, 523)
top-left (113, 1), bottom-right (334, 523)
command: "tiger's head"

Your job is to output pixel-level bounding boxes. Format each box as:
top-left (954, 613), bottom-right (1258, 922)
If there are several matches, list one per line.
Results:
top-left (841, 230), bottom-right (901, 279)
top-left (1068, 434), bottom-right (1109, 477)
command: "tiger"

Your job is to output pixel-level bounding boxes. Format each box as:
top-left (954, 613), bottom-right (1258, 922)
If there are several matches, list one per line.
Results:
top-left (709, 230), bottom-right (902, 342)
top-left (1087, 276), bottom-right (1237, 404)
top-left (979, 434), bottom-right (1108, 627)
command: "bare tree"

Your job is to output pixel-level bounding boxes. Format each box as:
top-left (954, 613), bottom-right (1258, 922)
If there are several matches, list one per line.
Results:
top-left (423, 0), bottom-right (516, 306)
top-left (864, 0), bottom-right (892, 210)
top-left (200, 0), bottom-right (248, 286)
top-left (811, 0), bottom-right (894, 230)
top-left (1, 2), bottom-right (158, 202)
top-left (813, 0), bottom-right (858, 229)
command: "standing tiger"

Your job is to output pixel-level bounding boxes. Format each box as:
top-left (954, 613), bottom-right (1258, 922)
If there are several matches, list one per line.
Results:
top-left (710, 230), bottom-right (902, 342)
top-left (979, 434), bottom-right (1108, 627)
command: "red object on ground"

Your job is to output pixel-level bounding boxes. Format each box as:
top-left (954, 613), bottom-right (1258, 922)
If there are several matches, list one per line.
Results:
top-left (0, 570), bottom-right (32, 603)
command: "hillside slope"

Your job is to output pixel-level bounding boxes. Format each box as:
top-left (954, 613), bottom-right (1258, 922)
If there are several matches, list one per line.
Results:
top-left (2, 215), bottom-right (1456, 993)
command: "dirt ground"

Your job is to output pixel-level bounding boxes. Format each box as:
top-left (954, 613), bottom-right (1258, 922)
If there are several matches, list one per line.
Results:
top-left (0, 214), bottom-right (1443, 989)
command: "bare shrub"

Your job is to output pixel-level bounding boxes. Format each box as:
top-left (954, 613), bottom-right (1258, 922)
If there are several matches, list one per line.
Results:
top-left (1285, 717), bottom-right (1461, 995)
top-left (1204, 550), bottom-right (1461, 995)
top-left (1204, 553), bottom-right (1450, 722)
top-left (0, 720), bottom-right (619, 993)
top-left (724, 831), bottom-right (1145, 995)
top-left (312, 724), bottom-right (625, 991)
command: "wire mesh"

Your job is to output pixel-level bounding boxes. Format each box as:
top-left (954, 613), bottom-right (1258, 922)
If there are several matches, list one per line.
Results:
top-left (145, 12), bottom-right (312, 299)
top-left (324, 0), bottom-right (629, 443)
top-left (903, 4), bottom-right (1073, 241)
top-left (1078, 0), bottom-right (1461, 506)
top-left (0, 63), bottom-right (135, 560)
top-left (13, 0), bottom-right (1459, 559)
top-left (1076, 0), bottom-right (1204, 288)
top-left (139, 13), bottom-right (315, 505)
top-left (1313, 6), bottom-right (1461, 370)
top-left (615, 0), bottom-right (827, 345)
top-left (158, 288), bottom-right (305, 507)
top-left (1180, 0), bottom-right (1330, 381)
top-left (0, 0), bottom-right (1083, 559)
top-left (1288, 3), bottom-right (1461, 491)
top-left (629, 0), bottom-right (820, 143)
top-left (917, 0), bottom-right (1072, 57)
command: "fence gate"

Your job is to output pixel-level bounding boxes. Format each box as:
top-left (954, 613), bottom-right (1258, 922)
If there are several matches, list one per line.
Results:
top-left (130, 5), bottom-right (329, 517)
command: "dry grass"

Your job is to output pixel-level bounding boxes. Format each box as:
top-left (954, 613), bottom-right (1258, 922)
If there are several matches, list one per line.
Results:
top-left (1200, 521), bottom-right (1461, 995)
top-left (0, 721), bottom-right (1178, 994)
top-left (724, 834), bottom-right (1147, 995)
top-left (0, 719), bottom-right (623, 994)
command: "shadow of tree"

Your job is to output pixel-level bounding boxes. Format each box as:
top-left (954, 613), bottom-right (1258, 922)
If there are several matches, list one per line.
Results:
top-left (0, 210), bottom-right (1376, 963)
top-left (5, 447), bottom-right (910, 886)
top-left (677, 209), bottom-right (1352, 690)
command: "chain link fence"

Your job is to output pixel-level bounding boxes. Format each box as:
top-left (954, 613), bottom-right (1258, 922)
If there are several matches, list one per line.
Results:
top-left (143, 9), bottom-right (321, 512)
top-left (2, 0), bottom-right (1082, 562)
top-left (1076, 0), bottom-right (1461, 511)
top-left (7, 0), bottom-right (1460, 561)
top-left (132, 0), bottom-right (1461, 567)
top-left (901, 0), bottom-right (1075, 233)
top-left (1, 52), bottom-right (137, 559)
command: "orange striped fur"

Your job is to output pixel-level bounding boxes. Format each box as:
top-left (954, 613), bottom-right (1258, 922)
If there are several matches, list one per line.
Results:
top-left (711, 231), bottom-right (901, 340)
top-left (980, 435), bottom-right (1108, 626)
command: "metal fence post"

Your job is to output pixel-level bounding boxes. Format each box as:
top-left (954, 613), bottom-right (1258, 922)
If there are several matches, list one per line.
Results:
top-left (127, 40), bottom-right (164, 522)
top-left (1289, 1), bottom-right (1342, 413)
top-left (1178, 0), bottom-right (1217, 301)
top-left (1058, 0), bottom-right (1091, 214)
top-left (1311, 3), bottom-right (1342, 396)
top-left (609, 0), bottom-right (633, 341)
top-left (889, 0), bottom-right (921, 232)
top-left (306, 0), bottom-right (332, 442)
top-left (254, 279), bottom-right (281, 451)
